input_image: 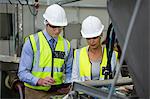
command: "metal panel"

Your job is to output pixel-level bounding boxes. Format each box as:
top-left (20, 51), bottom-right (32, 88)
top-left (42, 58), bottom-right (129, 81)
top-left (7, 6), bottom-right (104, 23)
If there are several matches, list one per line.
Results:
top-left (83, 77), bottom-right (132, 86)
top-left (64, 23), bottom-right (81, 41)
top-left (0, 55), bottom-right (19, 70)
top-left (0, 55), bottom-right (19, 98)
top-left (72, 82), bottom-right (126, 99)
top-left (107, 0), bottom-right (149, 98)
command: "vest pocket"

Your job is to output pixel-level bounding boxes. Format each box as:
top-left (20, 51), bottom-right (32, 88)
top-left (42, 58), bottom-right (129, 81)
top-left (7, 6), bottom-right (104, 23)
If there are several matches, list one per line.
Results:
top-left (54, 58), bottom-right (64, 67)
top-left (53, 72), bottom-right (63, 85)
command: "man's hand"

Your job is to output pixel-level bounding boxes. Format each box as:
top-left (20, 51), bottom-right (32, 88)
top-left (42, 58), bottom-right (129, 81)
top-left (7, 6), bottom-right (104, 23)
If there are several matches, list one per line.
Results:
top-left (37, 77), bottom-right (55, 86)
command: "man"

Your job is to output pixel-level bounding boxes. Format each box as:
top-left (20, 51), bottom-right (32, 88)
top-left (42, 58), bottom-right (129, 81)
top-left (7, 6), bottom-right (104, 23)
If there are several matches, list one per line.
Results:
top-left (72, 16), bottom-right (118, 82)
top-left (18, 4), bottom-right (73, 99)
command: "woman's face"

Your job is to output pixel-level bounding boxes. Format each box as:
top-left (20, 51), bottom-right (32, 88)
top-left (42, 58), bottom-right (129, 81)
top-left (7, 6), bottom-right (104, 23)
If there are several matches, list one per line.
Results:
top-left (86, 36), bottom-right (101, 49)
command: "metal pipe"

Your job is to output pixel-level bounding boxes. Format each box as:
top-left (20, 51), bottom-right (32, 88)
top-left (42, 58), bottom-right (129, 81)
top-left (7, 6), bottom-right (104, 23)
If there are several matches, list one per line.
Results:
top-left (83, 77), bottom-right (132, 86)
top-left (63, 5), bottom-right (107, 9)
top-left (16, 84), bottom-right (24, 99)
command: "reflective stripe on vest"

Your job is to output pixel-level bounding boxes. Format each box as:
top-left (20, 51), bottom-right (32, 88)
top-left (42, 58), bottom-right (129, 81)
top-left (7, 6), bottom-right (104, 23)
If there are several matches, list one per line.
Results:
top-left (74, 46), bottom-right (116, 81)
top-left (25, 31), bottom-right (70, 91)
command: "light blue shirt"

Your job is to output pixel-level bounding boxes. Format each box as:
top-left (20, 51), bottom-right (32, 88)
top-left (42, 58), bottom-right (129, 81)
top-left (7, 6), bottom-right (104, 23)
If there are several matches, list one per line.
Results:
top-left (18, 29), bottom-right (73, 86)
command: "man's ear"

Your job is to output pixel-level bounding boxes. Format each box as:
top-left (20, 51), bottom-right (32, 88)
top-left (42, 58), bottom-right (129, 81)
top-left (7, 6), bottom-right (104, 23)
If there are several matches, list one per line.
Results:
top-left (44, 19), bottom-right (48, 25)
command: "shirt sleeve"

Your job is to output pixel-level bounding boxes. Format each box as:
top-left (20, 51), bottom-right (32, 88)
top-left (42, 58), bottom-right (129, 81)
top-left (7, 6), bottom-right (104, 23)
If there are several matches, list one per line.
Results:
top-left (64, 47), bottom-right (73, 83)
top-left (111, 51), bottom-right (117, 72)
top-left (111, 51), bottom-right (122, 77)
top-left (71, 49), bottom-right (81, 82)
top-left (18, 39), bottom-right (39, 86)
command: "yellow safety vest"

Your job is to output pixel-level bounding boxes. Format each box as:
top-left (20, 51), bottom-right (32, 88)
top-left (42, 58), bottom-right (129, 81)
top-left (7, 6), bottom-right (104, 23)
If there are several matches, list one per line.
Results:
top-left (74, 46), bottom-right (118, 80)
top-left (25, 31), bottom-right (70, 91)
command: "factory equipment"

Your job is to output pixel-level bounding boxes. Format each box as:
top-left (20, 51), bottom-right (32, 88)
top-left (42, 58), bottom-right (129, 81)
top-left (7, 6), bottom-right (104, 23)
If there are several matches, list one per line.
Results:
top-left (0, 0), bottom-right (148, 99)
top-left (0, 0), bottom-right (81, 98)
top-left (65, 0), bottom-right (149, 99)
top-left (0, 55), bottom-right (22, 98)
top-left (107, 0), bottom-right (148, 98)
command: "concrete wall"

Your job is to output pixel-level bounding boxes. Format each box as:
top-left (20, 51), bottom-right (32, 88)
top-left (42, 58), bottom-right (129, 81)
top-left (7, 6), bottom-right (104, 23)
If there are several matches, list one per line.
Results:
top-left (0, 4), bottom-right (16, 55)
top-left (0, 0), bottom-right (110, 55)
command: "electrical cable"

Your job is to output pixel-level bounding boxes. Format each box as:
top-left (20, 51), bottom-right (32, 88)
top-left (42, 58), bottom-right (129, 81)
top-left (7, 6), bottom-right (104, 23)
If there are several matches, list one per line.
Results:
top-left (57, 0), bottom-right (80, 5)
top-left (17, 0), bottom-right (23, 5)
top-left (5, 75), bottom-right (11, 89)
top-left (5, 75), bottom-right (24, 99)
top-left (25, 0), bottom-right (38, 16)
top-left (8, 0), bottom-right (12, 4)
top-left (17, 84), bottom-right (24, 99)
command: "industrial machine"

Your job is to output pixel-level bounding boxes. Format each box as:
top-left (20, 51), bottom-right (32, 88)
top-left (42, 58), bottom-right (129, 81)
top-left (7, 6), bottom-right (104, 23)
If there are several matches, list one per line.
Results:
top-left (108, 0), bottom-right (148, 98)
top-left (0, 0), bottom-right (149, 99)
top-left (67, 0), bottom-right (149, 99)
top-left (62, 0), bottom-right (148, 99)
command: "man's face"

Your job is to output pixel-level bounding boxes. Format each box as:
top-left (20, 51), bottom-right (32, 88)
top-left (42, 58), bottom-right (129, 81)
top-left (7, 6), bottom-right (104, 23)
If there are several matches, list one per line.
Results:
top-left (47, 23), bottom-right (64, 38)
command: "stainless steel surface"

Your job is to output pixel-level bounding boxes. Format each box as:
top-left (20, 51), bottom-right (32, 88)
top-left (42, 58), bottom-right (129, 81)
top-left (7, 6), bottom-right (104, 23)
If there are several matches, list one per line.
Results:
top-left (0, 55), bottom-right (19, 71)
top-left (84, 77), bottom-right (132, 86)
top-left (72, 82), bottom-right (126, 99)
top-left (0, 55), bottom-right (19, 63)
top-left (108, 0), bottom-right (141, 98)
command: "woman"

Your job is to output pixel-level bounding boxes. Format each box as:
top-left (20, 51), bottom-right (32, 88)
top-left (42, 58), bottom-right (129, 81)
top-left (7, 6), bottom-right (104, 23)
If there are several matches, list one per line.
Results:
top-left (71, 16), bottom-right (118, 82)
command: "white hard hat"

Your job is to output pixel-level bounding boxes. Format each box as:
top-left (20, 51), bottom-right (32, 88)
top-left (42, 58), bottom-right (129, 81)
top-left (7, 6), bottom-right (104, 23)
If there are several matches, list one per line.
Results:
top-left (81, 16), bottom-right (104, 38)
top-left (43, 4), bottom-right (67, 26)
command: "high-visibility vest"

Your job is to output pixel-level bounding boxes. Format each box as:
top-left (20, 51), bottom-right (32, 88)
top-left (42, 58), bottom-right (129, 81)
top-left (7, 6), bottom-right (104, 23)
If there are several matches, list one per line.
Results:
top-left (74, 46), bottom-right (118, 81)
top-left (25, 31), bottom-right (70, 91)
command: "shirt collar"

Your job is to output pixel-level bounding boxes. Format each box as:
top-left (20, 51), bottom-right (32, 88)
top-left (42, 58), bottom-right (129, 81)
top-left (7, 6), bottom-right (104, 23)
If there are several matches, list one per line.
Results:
top-left (43, 29), bottom-right (58, 42)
